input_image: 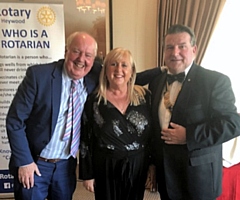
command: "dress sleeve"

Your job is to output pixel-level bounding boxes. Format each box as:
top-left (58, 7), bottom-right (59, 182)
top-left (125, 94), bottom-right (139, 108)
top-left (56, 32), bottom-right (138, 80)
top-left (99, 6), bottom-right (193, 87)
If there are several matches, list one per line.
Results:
top-left (79, 94), bottom-right (95, 180)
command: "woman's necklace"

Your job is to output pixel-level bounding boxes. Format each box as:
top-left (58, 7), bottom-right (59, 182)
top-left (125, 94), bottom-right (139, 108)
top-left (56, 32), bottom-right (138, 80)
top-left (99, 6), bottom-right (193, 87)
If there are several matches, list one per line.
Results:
top-left (107, 89), bottom-right (130, 114)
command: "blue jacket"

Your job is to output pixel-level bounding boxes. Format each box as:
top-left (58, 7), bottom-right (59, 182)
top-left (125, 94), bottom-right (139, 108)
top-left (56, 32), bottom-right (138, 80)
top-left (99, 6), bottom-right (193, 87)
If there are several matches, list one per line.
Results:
top-left (6, 59), bottom-right (101, 174)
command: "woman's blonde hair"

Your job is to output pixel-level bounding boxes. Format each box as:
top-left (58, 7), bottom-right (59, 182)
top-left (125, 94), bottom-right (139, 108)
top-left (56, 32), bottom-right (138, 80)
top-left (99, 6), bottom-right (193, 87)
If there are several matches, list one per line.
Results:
top-left (97, 47), bottom-right (146, 106)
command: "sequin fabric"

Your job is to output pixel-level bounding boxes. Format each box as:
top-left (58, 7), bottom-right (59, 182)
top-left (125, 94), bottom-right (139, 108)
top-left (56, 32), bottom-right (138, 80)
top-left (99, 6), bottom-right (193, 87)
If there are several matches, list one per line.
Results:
top-left (93, 102), bottom-right (104, 127)
top-left (124, 141), bottom-right (140, 151)
top-left (80, 91), bottom-right (152, 156)
top-left (126, 110), bottom-right (148, 136)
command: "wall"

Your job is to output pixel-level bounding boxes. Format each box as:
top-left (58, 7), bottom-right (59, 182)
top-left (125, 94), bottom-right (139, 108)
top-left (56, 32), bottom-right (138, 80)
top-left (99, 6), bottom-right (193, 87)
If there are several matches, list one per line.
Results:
top-left (112, 0), bottom-right (158, 72)
top-left (0, 0), bottom-right (158, 71)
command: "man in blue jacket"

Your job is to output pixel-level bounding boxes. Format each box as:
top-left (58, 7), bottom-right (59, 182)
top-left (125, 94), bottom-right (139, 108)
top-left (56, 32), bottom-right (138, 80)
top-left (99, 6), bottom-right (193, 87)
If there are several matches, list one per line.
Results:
top-left (6, 32), bottom-right (101, 200)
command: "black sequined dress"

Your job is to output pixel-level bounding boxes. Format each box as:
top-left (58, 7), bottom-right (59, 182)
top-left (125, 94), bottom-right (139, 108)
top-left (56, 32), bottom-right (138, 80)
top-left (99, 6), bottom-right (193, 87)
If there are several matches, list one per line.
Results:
top-left (80, 89), bottom-right (152, 200)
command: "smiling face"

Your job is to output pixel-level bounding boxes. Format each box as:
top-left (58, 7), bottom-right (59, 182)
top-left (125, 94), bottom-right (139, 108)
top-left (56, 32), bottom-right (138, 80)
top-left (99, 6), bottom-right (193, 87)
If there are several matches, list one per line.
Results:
top-left (105, 52), bottom-right (133, 90)
top-left (64, 32), bottom-right (97, 80)
top-left (164, 32), bottom-right (197, 74)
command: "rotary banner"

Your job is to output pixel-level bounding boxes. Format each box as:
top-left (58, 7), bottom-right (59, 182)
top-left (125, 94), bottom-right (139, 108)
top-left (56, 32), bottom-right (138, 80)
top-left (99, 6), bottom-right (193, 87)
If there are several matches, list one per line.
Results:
top-left (0, 2), bottom-right (65, 195)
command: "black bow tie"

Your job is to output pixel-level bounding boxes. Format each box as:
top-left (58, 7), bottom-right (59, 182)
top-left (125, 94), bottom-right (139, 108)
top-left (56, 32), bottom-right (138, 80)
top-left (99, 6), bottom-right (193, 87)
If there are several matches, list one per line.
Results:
top-left (167, 72), bottom-right (185, 85)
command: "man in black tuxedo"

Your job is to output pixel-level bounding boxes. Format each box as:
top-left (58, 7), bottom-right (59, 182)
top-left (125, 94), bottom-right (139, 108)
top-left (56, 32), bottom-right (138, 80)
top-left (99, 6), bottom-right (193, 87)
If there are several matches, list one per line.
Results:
top-left (148, 24), bottom-right (240, 200)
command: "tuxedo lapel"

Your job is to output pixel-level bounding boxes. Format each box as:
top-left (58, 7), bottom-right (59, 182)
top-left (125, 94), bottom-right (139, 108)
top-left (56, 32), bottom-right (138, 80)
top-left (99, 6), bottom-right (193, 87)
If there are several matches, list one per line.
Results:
top-left (171, 64), bottom-right (199, 122)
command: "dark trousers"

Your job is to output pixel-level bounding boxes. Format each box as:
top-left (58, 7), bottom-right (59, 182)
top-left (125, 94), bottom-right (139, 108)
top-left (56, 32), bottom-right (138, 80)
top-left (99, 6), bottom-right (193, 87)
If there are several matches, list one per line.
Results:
top-left (14, 157), bottom-right (77, 200)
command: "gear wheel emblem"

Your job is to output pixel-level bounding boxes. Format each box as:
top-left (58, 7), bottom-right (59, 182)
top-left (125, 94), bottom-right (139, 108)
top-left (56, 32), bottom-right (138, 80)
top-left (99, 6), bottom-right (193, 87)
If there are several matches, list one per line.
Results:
top-left (37, 6), bottom-right (56, 26)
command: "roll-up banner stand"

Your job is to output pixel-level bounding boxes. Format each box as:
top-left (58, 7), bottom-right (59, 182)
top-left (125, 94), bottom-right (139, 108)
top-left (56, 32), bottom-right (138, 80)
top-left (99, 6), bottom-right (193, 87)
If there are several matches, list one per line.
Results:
top-left (0, 2), bottom-right (65, 197)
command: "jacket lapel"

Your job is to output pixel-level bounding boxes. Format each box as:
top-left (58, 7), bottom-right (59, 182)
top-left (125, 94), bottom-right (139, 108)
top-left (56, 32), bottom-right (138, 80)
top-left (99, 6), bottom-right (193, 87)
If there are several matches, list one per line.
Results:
top-left (171, 64), bottom-right (199, 123)
top-left (51, 60), bottom-right (63, 135)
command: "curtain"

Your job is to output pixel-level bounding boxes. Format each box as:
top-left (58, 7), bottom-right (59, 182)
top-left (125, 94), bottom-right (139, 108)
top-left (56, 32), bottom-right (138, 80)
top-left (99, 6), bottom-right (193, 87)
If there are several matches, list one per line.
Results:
top-left (157, 0), bottom-right (226, 66)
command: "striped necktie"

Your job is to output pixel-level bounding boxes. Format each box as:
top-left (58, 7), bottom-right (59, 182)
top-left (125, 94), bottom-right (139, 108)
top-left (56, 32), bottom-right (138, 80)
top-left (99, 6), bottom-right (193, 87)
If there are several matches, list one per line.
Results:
top-left (63, 80), bottom-right (81, 158)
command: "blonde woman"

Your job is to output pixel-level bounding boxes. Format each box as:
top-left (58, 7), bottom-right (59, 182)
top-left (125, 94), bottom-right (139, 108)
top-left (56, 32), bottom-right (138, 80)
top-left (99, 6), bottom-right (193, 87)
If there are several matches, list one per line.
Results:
top-left (79, 47), bottom-right (152, 200)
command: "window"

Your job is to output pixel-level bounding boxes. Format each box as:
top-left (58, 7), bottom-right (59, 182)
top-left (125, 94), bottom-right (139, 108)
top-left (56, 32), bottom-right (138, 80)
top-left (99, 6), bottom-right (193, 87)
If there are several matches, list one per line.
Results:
top-left (201, 0), bottom-right (240, 112)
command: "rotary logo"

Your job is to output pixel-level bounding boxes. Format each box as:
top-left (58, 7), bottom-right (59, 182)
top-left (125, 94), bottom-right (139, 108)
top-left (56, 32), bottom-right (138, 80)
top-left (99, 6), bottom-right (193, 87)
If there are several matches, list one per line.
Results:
top-left (37, 6), bottom-right (56, 26)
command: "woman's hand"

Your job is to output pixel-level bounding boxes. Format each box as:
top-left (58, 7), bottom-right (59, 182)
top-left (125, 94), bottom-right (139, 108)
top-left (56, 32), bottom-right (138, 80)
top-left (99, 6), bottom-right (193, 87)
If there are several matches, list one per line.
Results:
top-left (83, 179), bottom-right (95, 192)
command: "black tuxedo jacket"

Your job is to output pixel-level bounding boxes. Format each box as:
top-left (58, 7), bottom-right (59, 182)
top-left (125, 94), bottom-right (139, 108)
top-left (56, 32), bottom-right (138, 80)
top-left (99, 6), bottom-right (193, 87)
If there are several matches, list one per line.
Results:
top-left (148, 63), bottom-right (240, 200)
